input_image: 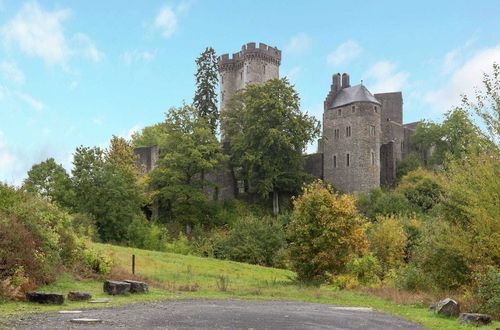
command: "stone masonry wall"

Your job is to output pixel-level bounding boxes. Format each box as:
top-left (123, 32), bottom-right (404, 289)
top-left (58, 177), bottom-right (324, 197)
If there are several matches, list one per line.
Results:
top-left (375, 92), bottom-right (403, 124)
top-left (323, 102), bottom-right (381, 193)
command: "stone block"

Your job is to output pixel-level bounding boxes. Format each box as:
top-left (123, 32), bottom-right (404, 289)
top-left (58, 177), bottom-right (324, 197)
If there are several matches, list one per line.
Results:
top-left (124, 280), bottom-right (149, 293)
top-left (67, 291), bottom-right (92, 301)
top-left (26, 292), bottom-right (64, 305)
top-left (433, 298), bottom-right (460, 317)
top-left (459, 313), bottom-right (492, 326)
top-left (103, 280), bottom-right (131, 295)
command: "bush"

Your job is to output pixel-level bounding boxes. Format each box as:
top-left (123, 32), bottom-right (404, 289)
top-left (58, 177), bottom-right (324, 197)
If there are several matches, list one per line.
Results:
top-left (331, 274), bottom-right (359, 290)
top-left (474, 266), bottom-right (500, 316)
top-left (288, 181), bottom-right (368, 283)
top-left (397, 168), bottom-right (443, 212)
top-left (394, 264), bottom-right (434, 291)
top-left (357, 188), bottom-right (416, 220)
top-left (346, 254), bottom-right (381, 286)
top-left (127, 217), bottom-right (169, 251)
top-left (215, 215), bottom-right (286, 267)
top-left (83, 249), bottom-right (112, 275)
top-left (368, 216), bottom-right (408, 275)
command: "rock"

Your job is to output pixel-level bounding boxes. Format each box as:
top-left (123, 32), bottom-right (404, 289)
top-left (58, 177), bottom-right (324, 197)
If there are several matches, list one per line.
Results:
top-left (433, 298), bottom-right (460, 317)
top-left (103, 280), bottom-right (131, 295)
top-left (67, 291), bottom-right (92, 301)
top-left (124, 280), bottom-right (149, 293)
top-left (459, 313), bottom-right (492, 326)
top-left (26, 292), bottom-right (64, 305)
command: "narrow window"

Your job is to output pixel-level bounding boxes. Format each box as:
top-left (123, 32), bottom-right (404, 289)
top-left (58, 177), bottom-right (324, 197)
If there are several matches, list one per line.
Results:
top-left (334, 128), bottom-right (340, 139)
top-left (333, 155), bottom-right (337, 168)
top-left (351, 105), bottom-right (355, 113)
top-left (370, 125), bottom-right (375, 136)
top-left (346, 153), bottom-right (350, 167)
top-left (371, 151), bottom-right (375, 166)
top-left (346, 126), bottom-right (351, 137)
top-left (240, 71), bottom-right (243, 80)
top-left (263, 64), bottom-right (266, 74)
top-left (338, 109), bottom-right (342, 116)
top-left (374, 106), bottom-right (378, 113)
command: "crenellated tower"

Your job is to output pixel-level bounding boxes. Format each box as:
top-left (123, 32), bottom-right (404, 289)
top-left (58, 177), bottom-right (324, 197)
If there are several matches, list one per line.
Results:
top-left (218, 42), bottom-right (281, 112)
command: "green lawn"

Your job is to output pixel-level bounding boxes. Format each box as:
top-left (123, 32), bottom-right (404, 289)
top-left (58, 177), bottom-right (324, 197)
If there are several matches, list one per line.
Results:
top-left (1, 243), bottom-right (498, 330)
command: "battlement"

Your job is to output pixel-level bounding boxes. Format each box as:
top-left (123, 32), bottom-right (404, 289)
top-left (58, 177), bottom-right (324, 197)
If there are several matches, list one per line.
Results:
top-left (218, 42), bottom-right (281, 71)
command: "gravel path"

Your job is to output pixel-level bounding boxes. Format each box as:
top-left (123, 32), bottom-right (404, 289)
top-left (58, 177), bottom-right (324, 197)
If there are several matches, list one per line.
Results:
top-left (7, 299), bottom-right (424, 329)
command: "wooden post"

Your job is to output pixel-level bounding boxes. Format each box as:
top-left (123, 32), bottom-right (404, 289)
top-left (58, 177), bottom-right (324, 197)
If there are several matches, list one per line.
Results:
top-left (132, 254), bottom-right (135, 274)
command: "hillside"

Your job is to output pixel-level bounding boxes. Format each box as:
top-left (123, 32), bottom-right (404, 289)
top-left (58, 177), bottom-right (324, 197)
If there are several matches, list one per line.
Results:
top-left (1, 243), bottom-right (498, 330)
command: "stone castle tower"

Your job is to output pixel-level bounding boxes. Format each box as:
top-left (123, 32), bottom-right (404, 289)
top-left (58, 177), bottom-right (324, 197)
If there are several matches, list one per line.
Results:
top-left (318, 73), bottom-right (417, 193)
top-left (321, 74), bottom-right (382, 192)
top-left (218, 42), bottom-right (281, 111)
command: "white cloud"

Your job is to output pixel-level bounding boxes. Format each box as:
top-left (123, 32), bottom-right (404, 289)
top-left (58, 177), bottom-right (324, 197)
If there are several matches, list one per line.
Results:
top-left (1, 2), bottom-right (71, 65)
top-left (285, 33), bottom-right (312, 55)
top-left (120, 124), bottom-right (142, 141)
top-left (122, 49), bottom-right (156, 65)
top-left (0, 61), bottom-right (25, 84)
top-left (327, 40), bottom-right (362, 66)
top-left (1, 2), bottom-right (104, 66)
top-left (155, 6), bottom-right (177, 38)
top-left (363, 60), bottom-right (409, 93)
top-left (176, 0), bottom-right (194, 15)
top-left (14, 91), bottom-right (46, 111)
top-left (425, 45), bottom-right (500, 113)
top-left (73, 33), bottom-right (104, 62)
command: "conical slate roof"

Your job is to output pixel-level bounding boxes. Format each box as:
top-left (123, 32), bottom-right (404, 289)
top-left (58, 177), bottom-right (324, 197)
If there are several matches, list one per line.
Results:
top-left (328, 84), bottom-right (381, 109)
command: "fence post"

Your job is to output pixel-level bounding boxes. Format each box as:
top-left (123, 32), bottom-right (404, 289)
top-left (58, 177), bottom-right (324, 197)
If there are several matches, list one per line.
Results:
top-left (132, 254), bottom-right (135, 274)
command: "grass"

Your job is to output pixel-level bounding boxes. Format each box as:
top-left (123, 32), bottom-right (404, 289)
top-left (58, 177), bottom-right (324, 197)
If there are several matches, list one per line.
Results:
top-left (1, 242), bottom-right (498, 330)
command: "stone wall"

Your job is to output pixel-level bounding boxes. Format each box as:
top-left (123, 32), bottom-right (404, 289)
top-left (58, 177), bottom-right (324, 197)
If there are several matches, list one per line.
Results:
top-left (304, 153), bottom-right (324, 179)
top-left (134, 145), bottom-right (159, 174)
top-left (322, 102), bottom-right (381, 193)
top-left (375, 92), bottom-right (403, 124)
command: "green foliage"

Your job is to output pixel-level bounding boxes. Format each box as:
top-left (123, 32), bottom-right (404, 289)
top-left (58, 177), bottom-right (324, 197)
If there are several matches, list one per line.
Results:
top-left (83, 248), bottom-right (112, 275)
top-left (346, 254), bottom-right (381, 286)
top-left (395, 152), bottom-right (422, 181)
top-left (131, 122), bottom-right (168, 148)
top-left (22, 158), bottom-right (74, 208)
top-left (222, 78), bottom-right (320, 203)
top-left (474, 266), bottom-right (500, 316)
top-left (215, 215), bottom-right (287, 267)
top-left (71, 143), bottom-right (144, 243)
top-left (193, 47), bottom-right (219, 134)
top-left (397, 168), bottom-right (443, 212)
top-left (357, 188), bottom-right (416, 220)
top-left (287, 181), bottom-right (368, 283)
top-left (127, 217), bottom-right (170, 251)
top-left (368, 216), bottom-right (408, 275)
top-left (0, 184), bottom-right (104, 300)
top-left (148, 104), bottom-right (226, 226)
top-left (394, 264), bottom-right (434, 291)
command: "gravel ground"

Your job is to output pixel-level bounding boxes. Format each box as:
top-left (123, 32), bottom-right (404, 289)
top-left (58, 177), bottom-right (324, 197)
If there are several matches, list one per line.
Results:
top-left (6, 299), bottom-right (424, 329)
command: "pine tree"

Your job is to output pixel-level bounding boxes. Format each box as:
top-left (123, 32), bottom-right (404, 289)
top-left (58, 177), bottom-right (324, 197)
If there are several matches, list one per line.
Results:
top-left (193, 47), bottom-right (219, 134)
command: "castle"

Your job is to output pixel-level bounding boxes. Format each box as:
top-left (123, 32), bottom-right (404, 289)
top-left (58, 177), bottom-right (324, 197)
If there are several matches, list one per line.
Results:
top-left (218, 42), bottom-right (417, 193)
top-left (135, 42), bottom-right (418, 197)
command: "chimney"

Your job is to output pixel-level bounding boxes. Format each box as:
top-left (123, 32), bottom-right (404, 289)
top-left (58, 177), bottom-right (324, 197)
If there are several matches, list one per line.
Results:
top-left (342, 73), bottom-right (350, 88)
top-left (332, 73), bottom-right (341, 93)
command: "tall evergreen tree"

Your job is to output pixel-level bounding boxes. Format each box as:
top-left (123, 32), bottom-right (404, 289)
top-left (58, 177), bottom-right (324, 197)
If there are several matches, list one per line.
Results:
top-left (193, 47), bottom-right (219, 134)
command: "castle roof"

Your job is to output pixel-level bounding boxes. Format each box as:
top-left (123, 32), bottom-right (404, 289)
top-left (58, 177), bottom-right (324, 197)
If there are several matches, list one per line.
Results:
top-left (328, 84), bottom-right (381, 109)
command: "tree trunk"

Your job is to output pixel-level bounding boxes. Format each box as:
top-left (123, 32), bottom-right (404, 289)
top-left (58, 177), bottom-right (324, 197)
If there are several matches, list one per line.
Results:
top-left (272, 190), bottom-right (279, 216)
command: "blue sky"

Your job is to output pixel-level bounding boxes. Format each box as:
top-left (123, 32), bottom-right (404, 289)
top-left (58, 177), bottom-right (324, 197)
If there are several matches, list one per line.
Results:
top-left (0, 0), bottom-right (499, 184)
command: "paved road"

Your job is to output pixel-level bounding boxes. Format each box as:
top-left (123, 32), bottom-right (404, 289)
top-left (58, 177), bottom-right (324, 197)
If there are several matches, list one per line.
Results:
top-left (8, 299), bottom-right (424, 329)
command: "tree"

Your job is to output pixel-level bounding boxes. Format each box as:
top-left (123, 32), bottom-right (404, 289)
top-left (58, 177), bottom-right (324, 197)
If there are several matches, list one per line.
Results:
top-left (148, 104), bottom-right (226, 226)
top-left (287, 181), bottom-right (368, 283)
top-left (23, 158), bottom-right (74, 208)
top-left (71, 144), bottom-right (144, 242)
top-left (222, 78), bottom-right (321, 215)
top-left (193, 47), bottom-right (219, 134)
top-left (462, 62), bottom-right (500, 146)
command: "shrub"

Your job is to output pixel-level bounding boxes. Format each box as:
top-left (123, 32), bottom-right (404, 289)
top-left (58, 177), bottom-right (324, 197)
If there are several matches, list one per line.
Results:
top-left (474, 266), bottom-right (500, 316)
top-left (357, 188), bottom-right (416, 220)
top-left (331, 274), bottom-right (359, 290)
top-left (83, 248), bottom-right (112, 275)
top-left (127, 217), bottom-right (169, 251)
top-left (368, 216), bottom-right (408, 275)
top-left (216, 215), bottom-right (286, 267)
top-left (346, 254), bottom-right (381, 285)
top-left (397, 168), bottom-right (443, 212)
top-left (288, 181), bottom-right (368, 283)
top-left (394, 264), bottom-right (434, 291)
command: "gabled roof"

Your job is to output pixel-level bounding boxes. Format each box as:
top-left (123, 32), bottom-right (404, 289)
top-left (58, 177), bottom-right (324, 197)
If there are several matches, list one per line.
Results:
top-left (328, 84), bottom-right (381, 109)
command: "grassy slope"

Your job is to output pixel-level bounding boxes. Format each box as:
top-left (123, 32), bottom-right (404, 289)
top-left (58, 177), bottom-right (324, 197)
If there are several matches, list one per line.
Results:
top-left (1, 243), bottom-right (498, 330)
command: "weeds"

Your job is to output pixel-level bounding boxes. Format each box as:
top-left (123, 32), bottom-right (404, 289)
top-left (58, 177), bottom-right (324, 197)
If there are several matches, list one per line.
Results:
top-left (216, 275), bottom-right (230, 292)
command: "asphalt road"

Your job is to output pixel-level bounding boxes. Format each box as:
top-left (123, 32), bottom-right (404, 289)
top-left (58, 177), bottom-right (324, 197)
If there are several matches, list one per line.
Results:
top-left (7, 299), bottom-right (424, 329)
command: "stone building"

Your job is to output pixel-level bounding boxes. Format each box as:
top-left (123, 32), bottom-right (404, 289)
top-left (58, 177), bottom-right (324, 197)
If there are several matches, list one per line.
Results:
top-left (317, 73), bottom-right (417, 193)
top-left (135, 41), bottom-right (417, 198)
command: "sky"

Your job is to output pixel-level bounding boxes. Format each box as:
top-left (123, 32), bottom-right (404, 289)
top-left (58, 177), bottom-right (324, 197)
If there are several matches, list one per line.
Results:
top-left (0, 0), bottom-right (499, 185)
